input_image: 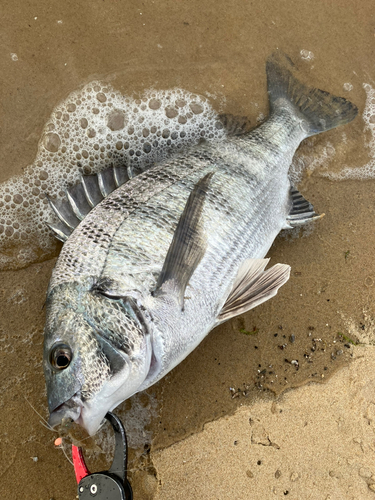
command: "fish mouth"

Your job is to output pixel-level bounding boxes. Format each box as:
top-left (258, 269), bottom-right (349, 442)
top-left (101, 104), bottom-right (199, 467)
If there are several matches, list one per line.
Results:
top-left (48, 395), bottom-right (107, 436)
top-left (48, 395), bottom-right (83, 429)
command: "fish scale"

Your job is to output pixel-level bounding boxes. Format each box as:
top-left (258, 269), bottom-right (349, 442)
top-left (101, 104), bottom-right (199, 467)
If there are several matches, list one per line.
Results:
top-left (44, 52), bottom-right (358, 435)
top-left (53, 131), bottom-right (292, 293)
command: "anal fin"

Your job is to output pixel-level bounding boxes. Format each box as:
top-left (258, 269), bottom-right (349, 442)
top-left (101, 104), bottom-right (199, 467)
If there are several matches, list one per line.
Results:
top-left (218, 259), bottom-right (290, 322)
top-left (286, 186), bottom-right (324, 227)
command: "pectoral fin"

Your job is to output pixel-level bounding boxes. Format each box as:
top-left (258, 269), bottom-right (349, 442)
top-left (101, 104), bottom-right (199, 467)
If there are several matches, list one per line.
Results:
top-left (218, 259), bottom-right (290, 322)
top-left (285, 186), bottom-right (324, 228)
top-left (155, 172), bottom-right (213, 309)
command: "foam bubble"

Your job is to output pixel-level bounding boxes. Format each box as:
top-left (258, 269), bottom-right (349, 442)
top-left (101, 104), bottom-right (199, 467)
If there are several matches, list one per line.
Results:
top-left (322, 83), bottom-right (375, 181)
top-left (300, 49), bottom-right (314, 62)
top-left (86, 392), bottom-right (158, 464)
top-left (289, 139), bottom-right (336, 186)
top-left (0, 82), bottom-right (226, 269)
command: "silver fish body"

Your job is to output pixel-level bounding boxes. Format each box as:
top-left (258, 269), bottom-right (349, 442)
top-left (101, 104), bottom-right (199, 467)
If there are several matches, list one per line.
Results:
top-left (44, 52), bottom-right (357, 435)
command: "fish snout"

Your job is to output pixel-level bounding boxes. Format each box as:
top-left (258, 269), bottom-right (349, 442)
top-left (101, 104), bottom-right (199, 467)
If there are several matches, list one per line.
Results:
top-left (48, 395), bottom-right (83, 428)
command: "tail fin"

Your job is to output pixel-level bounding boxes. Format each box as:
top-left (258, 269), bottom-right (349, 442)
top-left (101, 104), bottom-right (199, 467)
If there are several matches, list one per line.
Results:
top-left (266, 51), bottom-right (358, 137)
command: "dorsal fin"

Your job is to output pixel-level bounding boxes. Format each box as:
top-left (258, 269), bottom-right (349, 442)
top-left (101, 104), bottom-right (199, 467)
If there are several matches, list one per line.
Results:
top-left (286, 186), bottom-right (324, 227)
top-left (46, 220), bottom-right (73, 243)
top-left (98, 167), bottom-right (117, 197)
top-left (218, 258), bottom-right (290, 322)
top-left (65, 182), bottom-right (92, 220)
top-left (45, 112), bottom-right (251, 243)
top-left (154, 172), bottom-right (213, 309)
top-left (46, 194), bottom-right (81, 232)
top-left (81, 174), bottom-right (104, 208)
top-left (46, 165), bottom-right (130, 241)
top-left (218, 113), bottom-right (253, 136)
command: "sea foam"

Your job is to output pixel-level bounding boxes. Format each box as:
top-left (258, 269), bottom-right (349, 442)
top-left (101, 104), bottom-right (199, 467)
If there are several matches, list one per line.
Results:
top-left (0, 82), bottom-right (226, 269)
top-left (321, 83), bottom-right (375, 181)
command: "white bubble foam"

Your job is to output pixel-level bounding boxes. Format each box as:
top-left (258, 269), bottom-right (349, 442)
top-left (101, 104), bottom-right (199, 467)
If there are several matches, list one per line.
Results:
top-left (0, 81), bottom-right (227, 269)
top-left (300, 50), bottom-right (314, 62)
top-left (289, 139), bottom-right (336, 186)
top-left (322, 83), bottom-right (375, 181)
top-left (87, 392), bottom-right (158, 464)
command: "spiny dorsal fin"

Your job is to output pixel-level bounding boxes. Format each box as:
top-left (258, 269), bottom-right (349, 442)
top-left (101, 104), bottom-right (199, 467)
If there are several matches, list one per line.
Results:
top-left (66, 182), bottom-right (92, 220)
top-left (46, 220), bottom-right (72, 243)
top-left (155, 172), bottom-right (213, 309)
top-left (45, 112), bottom-right (248, 244)
top-left (218, 113), bottom-right (253, 136)
top-left (81, 173), bottom-right (104, 207)
top-left (286, 186), bottom-right (324, 227)
top-left (218, 258), bottom-right (290, 322)
top-left (46, 165), bottom-right (130, 241)
top-left (46, 194), bottom-right (81, 231)
top-left (98, 168), bottom-right (117, 197)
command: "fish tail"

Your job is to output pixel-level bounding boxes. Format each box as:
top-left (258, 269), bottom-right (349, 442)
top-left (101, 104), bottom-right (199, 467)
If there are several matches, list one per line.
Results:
top-left (266, 51), bottom-right (358, 137)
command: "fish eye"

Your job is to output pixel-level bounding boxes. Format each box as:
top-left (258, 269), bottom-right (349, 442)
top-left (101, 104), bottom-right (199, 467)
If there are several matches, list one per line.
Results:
top-left (50, 344), bottom-right (72, 370)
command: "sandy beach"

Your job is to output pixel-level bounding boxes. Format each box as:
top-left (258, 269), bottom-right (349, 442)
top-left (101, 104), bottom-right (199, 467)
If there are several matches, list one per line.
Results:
top-left (1, 0), bottom-right (375, 498)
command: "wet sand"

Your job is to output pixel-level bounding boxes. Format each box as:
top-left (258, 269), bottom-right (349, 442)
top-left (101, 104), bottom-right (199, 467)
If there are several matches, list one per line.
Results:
top-left (1, 0), bottom-right (375, 499)
top-left (153, 346), bottom-right (375, 500)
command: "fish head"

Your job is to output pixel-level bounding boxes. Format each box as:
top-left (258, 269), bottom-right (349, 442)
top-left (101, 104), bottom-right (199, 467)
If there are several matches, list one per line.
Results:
top-left (43, 282), bottom-right (152, 435)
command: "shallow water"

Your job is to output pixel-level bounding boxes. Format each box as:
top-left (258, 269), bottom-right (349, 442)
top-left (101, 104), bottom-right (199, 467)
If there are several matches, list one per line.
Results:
top-left (1, 0), bottom-right (375, 498)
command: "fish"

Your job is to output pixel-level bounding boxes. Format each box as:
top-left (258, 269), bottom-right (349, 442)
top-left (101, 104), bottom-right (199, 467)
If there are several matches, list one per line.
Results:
top-left (43, 52), bottom-right (357, 436)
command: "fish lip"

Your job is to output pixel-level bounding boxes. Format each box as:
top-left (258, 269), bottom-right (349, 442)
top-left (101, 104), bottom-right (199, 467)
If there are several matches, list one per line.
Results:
top-left (48, 394), bottom-right (83, 428)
